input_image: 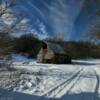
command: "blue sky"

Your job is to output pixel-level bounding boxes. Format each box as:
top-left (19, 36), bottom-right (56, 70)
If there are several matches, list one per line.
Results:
top-left (0, 0), bottom-right (100, 41)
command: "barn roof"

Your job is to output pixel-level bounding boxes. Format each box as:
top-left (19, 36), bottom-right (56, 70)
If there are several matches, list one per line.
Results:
top-left (45, 42), bottom-right (66, 55)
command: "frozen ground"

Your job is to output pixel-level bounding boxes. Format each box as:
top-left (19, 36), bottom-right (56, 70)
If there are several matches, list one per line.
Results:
top-left (0, 57), bottom-right (100, 100)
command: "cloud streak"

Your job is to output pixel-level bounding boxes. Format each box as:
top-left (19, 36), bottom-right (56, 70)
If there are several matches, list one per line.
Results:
top-left (1, 0), bottom-right (94, 41)
top-left (49, 0), bottom-right (84, 40)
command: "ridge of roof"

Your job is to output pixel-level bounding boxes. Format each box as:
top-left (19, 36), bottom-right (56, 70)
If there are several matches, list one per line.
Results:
top-left (43, 41), bottom-right (66, 54)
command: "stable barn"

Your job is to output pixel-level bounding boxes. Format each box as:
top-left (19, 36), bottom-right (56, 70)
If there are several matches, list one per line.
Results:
top-left (37, 42), bottom-right (71, 64)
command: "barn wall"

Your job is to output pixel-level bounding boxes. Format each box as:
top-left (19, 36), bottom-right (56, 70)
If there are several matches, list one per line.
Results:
top-left (44, 47), bottom-right (54, 59)
top-left (54, 54), bottom-right (71, 64)
top-left (37, 49), bottom-right (43, 63)
top-left (37, 47), bottom-right (54, 63)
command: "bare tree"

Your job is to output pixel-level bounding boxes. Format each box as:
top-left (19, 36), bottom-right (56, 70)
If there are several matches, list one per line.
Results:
top-left (0, 0), bottom-right (24, 56)
top-left (0, 0), bottom-right (16, 16)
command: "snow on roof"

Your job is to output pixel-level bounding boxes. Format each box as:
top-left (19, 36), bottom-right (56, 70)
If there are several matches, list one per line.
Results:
top-left (44, 42), bottom-right (66, 55)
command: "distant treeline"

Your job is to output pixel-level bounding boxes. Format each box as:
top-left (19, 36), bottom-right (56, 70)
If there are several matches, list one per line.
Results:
top-left (0, 33), bottom-right (100, 59)
top-left (13, 35), bottom-right (100, 59)
top-left (50, 41), bottom-right (100, 59)
top-left (12, 34), bottom-right (41, 58)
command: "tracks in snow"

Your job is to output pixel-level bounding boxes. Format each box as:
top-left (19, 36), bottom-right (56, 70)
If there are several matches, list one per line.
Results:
top-left (11, 61), bottom-right (100, 100)
top-left (94, 67), bottom-right (100, 100)
top-left (37, 67), bottom-right (84, 100)
top-left (38, 66), bottom-right (100, 100)
top-left (49, 68), bottom-right (84, 98)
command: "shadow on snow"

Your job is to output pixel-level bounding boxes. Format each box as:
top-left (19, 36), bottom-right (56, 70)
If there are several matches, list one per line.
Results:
top-left (0, 88), bottom-right (100, 100)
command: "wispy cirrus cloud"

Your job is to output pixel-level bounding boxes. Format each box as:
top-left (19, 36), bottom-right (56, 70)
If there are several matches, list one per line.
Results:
top-left (1, 0), bottom-right (98, 41)
top-left (0, 0), bottom-right (49, 40)
top-left (49, 0), bottom-right (84, 40)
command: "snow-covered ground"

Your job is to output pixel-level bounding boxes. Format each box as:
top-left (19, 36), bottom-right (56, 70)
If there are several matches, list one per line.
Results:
top-left (0, 58), bottom-right (100, 100)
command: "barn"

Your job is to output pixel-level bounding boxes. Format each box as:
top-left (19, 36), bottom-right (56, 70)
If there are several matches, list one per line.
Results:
top-left (37, 41), bottom-right (71, 64)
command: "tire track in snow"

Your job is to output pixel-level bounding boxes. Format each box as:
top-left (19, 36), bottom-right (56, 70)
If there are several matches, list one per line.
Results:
top-left (37, 67), bottom-right (83, 99)
top-left (55, 67), bottom-right (98, 100)
top-left (94, 67), bottom-right (100, 100)
top-left (52, 68), bottom-right (84, 98)
top-left (65, 68), bottom-right (99, 100)
top-left (61, 68), bottom-right (84, 94)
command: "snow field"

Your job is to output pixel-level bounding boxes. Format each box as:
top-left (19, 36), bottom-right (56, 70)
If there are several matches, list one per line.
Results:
top-left (0, 59), bottom-right (100, 100)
